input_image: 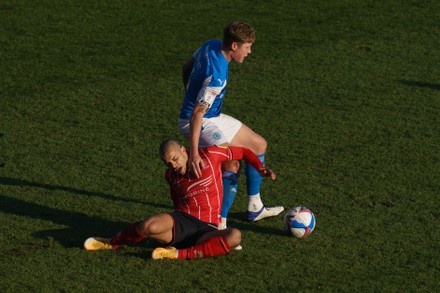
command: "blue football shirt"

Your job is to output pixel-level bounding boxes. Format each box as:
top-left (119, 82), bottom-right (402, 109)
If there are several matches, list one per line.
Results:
top-left (179, 40), bottom-right (229, 119)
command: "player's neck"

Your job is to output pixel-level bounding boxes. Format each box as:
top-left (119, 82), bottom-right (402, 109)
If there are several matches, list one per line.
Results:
top-left (221, 46), bottom-right (232, 62)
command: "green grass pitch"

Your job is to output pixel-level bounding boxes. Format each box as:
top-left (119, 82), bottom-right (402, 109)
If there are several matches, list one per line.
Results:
top-left (1, 0), bottom-right (439, 291)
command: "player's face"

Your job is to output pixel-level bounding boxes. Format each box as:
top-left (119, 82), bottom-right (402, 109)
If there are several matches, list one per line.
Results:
top-left (231, 42), bottom-right (253, 63)
top-left (162, 146), bottom-right (188, 175)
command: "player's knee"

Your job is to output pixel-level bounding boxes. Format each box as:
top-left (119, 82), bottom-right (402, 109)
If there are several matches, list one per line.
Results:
top-left (226, 228), bottom-right (241, 247)
top-left (223, 160), bottom-right (240, 173)
top-left (255, 137), bottom-right (267, 155)
top-left (247, 135), bottom-right (267, 155)
top-left (139, 218), bottom-right (162, 235)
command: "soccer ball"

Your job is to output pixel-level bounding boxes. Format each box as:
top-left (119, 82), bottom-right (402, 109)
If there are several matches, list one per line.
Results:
top-left (284, 206), bottom-right (316, 238)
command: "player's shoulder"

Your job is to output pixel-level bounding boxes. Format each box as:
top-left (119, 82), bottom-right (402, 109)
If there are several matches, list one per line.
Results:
top-left (202, 145), bottom-right (230, 157)
top-left (205, 144), bottom-right (228, 150)
top-left (197, 40), bottom-right (219, 53)
top-left (200, 40), bottom-right (222, 57)
top-left (164, 168), bottom-right (174, 180)
top-left (204, 39), bottom-right (222, 48)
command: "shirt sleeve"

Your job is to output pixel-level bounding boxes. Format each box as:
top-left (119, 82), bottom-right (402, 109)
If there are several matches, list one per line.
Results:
top-left (197, 79), bottom-right (222, 109)
top-left (205, 145), bottom-right (264, 170)
top-left (227, 146), bottom-right (264, 170)
top-left (195, 43), bottom-right (226, 109)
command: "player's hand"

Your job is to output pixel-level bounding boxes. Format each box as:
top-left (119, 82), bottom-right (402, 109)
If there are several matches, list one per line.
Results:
top-left (258, 168), bottom-right (276, 181)
top-left (189, 153), bottom-right (204, 178)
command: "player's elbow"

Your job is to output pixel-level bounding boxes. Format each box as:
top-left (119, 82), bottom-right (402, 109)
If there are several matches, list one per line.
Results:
top-left (190, 107), bottom-right (205, 122)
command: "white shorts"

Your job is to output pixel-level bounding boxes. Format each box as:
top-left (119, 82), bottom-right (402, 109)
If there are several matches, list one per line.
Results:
top-left (178, 114), bottom-right (243, 147)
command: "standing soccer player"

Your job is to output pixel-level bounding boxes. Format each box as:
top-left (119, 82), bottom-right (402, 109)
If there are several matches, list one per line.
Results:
top-left (84, 140), bottom-right (276, 260)
top-left (179, 21), bottom-right (284, 229)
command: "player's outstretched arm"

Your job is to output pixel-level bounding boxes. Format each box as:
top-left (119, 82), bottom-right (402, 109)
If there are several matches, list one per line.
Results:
top-left (226, 146), bottom-right (277, 181)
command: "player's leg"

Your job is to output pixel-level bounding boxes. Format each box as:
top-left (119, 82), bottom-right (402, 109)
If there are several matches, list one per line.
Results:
top-left (135, 213), bottom-right (174, 243)
top-left (84, 213), bottom-right (174, 250)
top-left (152, 212), bottom-right (240, 260)
top-left (228, 123), bottom-right (266, 214)
top-left (188, 227), bottom-right (241, 257)
top-left (177, 228), bottom-right (241, 259)
top-left (196, 227), bottom-right (241, 248)
top-left (153, 228), bottom-right (241, 260)
top-left (179, 116), bottom-right (242, 228)
top-left (229, 123), bottom-right (284, 221)
top-left (219, 160), bottom-right (240, 229)
top-left (198, 115), bottom-right (244, 228)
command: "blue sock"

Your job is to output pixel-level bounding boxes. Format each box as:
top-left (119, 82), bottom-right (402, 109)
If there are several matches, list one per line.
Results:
top-left (245, 153), bottom-right (265, 196)
top-left (221, 171), bottom-right (239, 218)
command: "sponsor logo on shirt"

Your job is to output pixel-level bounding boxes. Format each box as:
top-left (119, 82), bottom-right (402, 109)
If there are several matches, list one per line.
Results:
top-left (185, 175), bottom-right (212, 198)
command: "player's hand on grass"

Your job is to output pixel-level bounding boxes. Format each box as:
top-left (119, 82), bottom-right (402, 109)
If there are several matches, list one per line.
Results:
top-left (258, 168), bottom-right (276, 180)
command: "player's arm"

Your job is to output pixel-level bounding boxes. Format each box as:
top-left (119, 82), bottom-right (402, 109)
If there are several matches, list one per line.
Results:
top-left (182, 57), bottom-right (194, 90)
top-left (188, 102), bottom-right (208, 178)
top-left (188, 77), bottom-right (221, 177)
top-left (227, 146), bottom-right (276, 180)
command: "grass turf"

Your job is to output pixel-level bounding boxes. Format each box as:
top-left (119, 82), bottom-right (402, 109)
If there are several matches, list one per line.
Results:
top-left (1, 0), bottom-right (439, 291)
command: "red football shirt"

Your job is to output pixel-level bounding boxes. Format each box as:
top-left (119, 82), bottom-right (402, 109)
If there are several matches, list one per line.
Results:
top-left (165, 145), bottom-right (263, 226)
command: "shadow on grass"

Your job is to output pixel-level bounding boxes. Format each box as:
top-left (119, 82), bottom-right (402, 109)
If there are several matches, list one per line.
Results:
top-left (398, 80), bottom-right (440, 90)
top-left (0, 176), bottom-right (169, 209)
top-left (227, 211), bottom-right (286, 237)
top-left (0, 176), bottom-right (169, 249)
top-left (0, 177), bottom-right (286, 252)
top-left (0, 193), bottom-right (131, 248)
top-left (0, 194), bottom-right (284, 258)
top-left (0, 177), bottom-right (284, 234)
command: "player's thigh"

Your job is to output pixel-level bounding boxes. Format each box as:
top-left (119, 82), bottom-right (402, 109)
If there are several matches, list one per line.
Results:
top-left (178, 118), bottom-right (229, 147)
top-left (199, 119), bottom-right (229, 147)
top-left (139, 213), bottom-right (174, 244)
top-left (179, 114), bottom-right (242, 147)
top-left (230, 124), bottom-right (267, 154)
top-left (170, 212), bottom-right (217, 248)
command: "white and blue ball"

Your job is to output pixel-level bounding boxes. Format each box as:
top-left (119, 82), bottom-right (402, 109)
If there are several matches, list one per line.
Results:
top-left (284, 206), bottom-right (316, 238)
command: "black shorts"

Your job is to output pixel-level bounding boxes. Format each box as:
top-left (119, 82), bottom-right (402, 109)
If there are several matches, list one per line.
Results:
top-left (169, 211), bottom-right (218, 249)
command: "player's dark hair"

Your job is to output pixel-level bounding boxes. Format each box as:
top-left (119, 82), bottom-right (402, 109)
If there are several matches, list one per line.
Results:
top-left (223, 21), bottom-right (256, 48)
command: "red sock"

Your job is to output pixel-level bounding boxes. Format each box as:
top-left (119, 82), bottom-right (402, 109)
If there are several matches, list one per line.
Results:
top-left (177, 236), bottom-right (232, 259)
top-left (110, 222), bottom-right (146, 247)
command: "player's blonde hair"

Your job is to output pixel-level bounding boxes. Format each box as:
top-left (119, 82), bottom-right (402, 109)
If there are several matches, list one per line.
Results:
top-left (223, 21), bottom-right (256, 48)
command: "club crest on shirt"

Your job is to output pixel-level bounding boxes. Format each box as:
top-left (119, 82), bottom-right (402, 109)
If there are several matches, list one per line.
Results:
top-left (213, 132), bottom-right (222, 141)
